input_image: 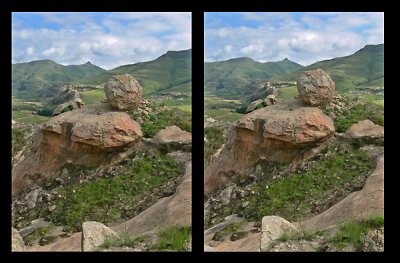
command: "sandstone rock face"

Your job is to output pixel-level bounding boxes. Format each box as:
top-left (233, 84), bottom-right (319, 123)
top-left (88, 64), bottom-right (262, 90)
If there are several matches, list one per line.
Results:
top-left (12, 104), bottom-right (142, 196)
top-left (261, 216), bottom-right (299, 251)
top-left (345, 120), bottom-right (384, 145)
top-left (246, 99), bottom-right (263, 113)
top-left (297, 155), bottom-right (384, 232)
top-left (212, 232), bottom-right (261, 252)
top-left (297, 69), bottom-right (335, 106)
top-left (82, 221), bottom-right (118, 252)
top-left (204, 100), bottom-right (334, 195)
top-left (12, 228), bottom-right (26, 251)
top-left (152, 126), bottom-right (191, 151)
top-left (204, 214), bottom-right (244, 243)
top-left (105, 74), bottom-right (143, 111)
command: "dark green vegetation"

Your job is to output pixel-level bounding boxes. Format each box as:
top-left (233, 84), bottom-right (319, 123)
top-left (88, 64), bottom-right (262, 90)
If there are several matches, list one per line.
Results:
top-left (79, 49), bottom-right (192, 95)
top-left (130, 108), bottom-right (192, 138)
top-left (320, 97), bottom-right (384, 133)
top-left (12, 60), bottom-right (105, 99)
top-left (17, 150), bottom-right (182, 233)
top-left (331, 216), bottom-right (384, 251)
top-left (204, 57), bottom-right (303, 99)
top-left (276, 44), bottom-right (384, 92)
top-left (151, 226), bottom-right (192, 251)
top-left (204, 127), bottom-right (224, 166)
top-left (208, 145), bottom-right (374, 227)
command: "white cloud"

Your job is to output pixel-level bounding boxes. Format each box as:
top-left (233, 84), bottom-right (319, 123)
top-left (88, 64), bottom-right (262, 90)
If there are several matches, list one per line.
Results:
top-left (205, 12), bottom-right (383, 66)
top-left (12, 12), bottom-right (191, 69)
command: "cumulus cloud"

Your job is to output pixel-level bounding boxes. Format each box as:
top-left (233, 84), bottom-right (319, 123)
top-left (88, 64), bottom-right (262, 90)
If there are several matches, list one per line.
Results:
top-left (12, 12), bottom-right (191, 69)
top-left (205, 12), bottom-right (383, 66)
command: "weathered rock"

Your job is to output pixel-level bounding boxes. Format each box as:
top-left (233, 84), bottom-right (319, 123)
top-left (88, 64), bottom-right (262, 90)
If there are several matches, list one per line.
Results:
top-left (220, 185), bottom-right (234, 205)
top-left (205, 100), bottom-right (334, 194)
top-left (52, 98), bottom-right (84, 116)
top-left (345, 120), bottom-right (384, 145)
top-left (204, 244), bottom-right (217, 251)
top-left (12, 228), bottom-right (26, 251)
top-left (297, 155), bottom-right (384, 232)
top-left (82, 221), bottom-right (119, 252)
top-left (25, 187), bottom-right (42, 209)
top-left (12, 104), bottom-right (142, 196)
top-left (211, 232), bottom-right (261, 252)
top-left (261, 216), bottom-right (299, 251)
top-left (19, 218), bottom-right (51, 237)
top-left (104, 74), bottom-right (143, 111)
top-left (28, 232), bottom-right (82, 251)
top-left (152, 125), bottom-right (191, 151)
top-left (297, 69), bottom-right (335, 106)
top-left (266, 95), bottom-right (277, 105)
top-left (360, 227), bottom-right (384, 252)
top-left (246, 99), bottom-right (263, 113)
top-left (204, 214), bottom-right (244, 243)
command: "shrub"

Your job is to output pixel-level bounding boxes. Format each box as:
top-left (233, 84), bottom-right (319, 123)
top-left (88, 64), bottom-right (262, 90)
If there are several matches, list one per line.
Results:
top-left (37, 108), bottom-right (54, 117)
top-left (151, 226), bottom-right (191, 251)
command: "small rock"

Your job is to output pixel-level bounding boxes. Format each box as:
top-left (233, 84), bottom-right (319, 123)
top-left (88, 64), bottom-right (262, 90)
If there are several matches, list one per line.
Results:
top-left (82, 221), bottom-right (119, 252)
top-left (12, 228), bottom-right (26, 251)
top-left (242, 201), bottom-right (249, 208)
top-left (25, 187), bottom-right (42, 209)
top-left (48, 205), bottom-right (57, 212)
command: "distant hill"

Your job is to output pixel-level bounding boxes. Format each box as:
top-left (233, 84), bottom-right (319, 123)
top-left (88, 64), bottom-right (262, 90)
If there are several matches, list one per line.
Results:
top-left (12, 60), bottom-right (106, 99)
top-left (204, 57), bottom-right (304, 99)
top-left (78, 49), bottom-right (192, 95)
top-left (275, 44), bottom-right (384, 92)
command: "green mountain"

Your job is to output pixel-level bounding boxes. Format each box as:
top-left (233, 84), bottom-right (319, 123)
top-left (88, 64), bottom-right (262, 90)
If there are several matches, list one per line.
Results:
top-left (204, 57), bottom-right (304, 99)
top-left (78, 49), bottom-right (192, 95)
top-left (275, 44), bottom-right (384, 92)
top-left (12, 60), bottom-right (106, 99)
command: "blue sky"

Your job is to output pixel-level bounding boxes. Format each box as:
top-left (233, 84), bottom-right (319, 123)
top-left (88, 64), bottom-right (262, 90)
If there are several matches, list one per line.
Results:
top-left (12, 12), bottom-right (191, 69)
top-left (205, 12), bottom-right (384, 65)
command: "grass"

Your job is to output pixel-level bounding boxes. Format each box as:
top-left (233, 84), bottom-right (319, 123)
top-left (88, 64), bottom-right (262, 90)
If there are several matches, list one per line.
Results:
top-left (80, 88), bottom-right (106, 105)
top-left (322, 100), bottom-right (384, 133)
top-left (230, 146), bottom-right (373, 224)
top-left (331, 216), bottom-right (384, 251)
top-left (151, 226), bottom-right (192, 252)
top-left (133, 108), bottom-right (192, 138)
top-left (204, 127), bottom-right (224, 167)
top-left (278, 86), bottom-right (298, 100)
top-left (204, 93), bottom-right (244, 121)
top-left (23, 225), bottom-right (56, 246)
top-left (12, 110), bottom-right (50, 124)
top-left (46, 151), bottom-right (182, 232)
top-left (100, 233), bottom-right (148, 249)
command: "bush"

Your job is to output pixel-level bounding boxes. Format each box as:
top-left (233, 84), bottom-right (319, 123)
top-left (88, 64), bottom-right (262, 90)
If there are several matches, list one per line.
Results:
top-left (37, 108), bottom-right (54, 117)
top-left (255, 103), bottom-right (264, 110)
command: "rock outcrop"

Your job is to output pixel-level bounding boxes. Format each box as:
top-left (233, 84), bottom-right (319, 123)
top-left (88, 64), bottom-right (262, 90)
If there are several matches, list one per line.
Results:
top-left (105, 74), bottom-right (143, 111)
top-left (205, 100), bottom-right (335, 195)
top-left (297, 155), bottom-right (384, 232)
top-left (12, 104), bottom-right (142, 196)
top-left (82, 221), bottom-right (118, 252)
top-left (12, 228), bottom-right (26, 251)
top-left (152, 125), bottom-right (191, 151)
top-left (345, 120), bottom-right (384, 145)
top-left (246, 99), bottom-right (263, 113)
top-left (260, 216), bottom-right (299, 251)
top-left (297, 69), bottom-right (335, 106)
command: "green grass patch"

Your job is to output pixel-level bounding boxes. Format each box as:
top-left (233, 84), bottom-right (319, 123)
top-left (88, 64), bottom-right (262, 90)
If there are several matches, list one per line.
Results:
top-left (331, 216), bottom-right (384, 251)
top-left (12, 110), bottom-right (49, 124)
top-left (23, 225), bottom-right (56, 246)
top-left (213, 221), bottom-right (246, 241)
top-left (100, 233), bottom-right (148, 249)
top-left (80, 88), bottom-right (106, 105)
top-left (151, 226), bottom-right (191, 252)
top-left (47, 152), bottom-right (182, 232)
top-left (278, 86), bottom-right (298, 100)
top-left (233, 147), bottom-right (373, 223)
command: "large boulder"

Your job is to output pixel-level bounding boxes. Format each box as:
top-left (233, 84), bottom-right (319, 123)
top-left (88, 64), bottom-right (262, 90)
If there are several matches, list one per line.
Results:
top-left (297, 69), bottom-right (335, 106)
top-left (345, 120), bottom-right (384, 145)
top-left (105, 74), bottom-right (143, 111)
top-left (205, 100), bottom-right (334, 194)
top-left (260, 216), bottom-right (299, 251)
top-left (246, 99), bottom-right (263, 113)
top-left (12, 104), bottom-right (142, 196)
top-left (297, 155), bottom-right (384, 232)
top-left (82, 221), bottom-right (118, 252)
top-left (152, 125), bottom-right (191, 151)
top-left (12, 228), bottom-right (26, 251)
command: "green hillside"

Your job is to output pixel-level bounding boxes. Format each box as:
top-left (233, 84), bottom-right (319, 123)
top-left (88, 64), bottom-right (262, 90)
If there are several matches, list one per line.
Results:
top-left (204, 57), bottom-right (303, 99)
top-left (78, 49), bottom-right (192, 95)
top-left (12, 60), bottom-right (106, 99)
top-left (275, 44), bottom-right (384, 92)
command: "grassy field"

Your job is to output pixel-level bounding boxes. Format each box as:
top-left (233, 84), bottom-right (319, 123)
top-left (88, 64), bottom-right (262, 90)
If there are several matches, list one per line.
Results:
top-left (80, 89), bottom-right (106, 105)
top-left (12, 110), bottom-right (49, 124)
top-left (204, 93), bottom-right (243, 121)
top-left (278, 86), bottom-right (298, 100)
